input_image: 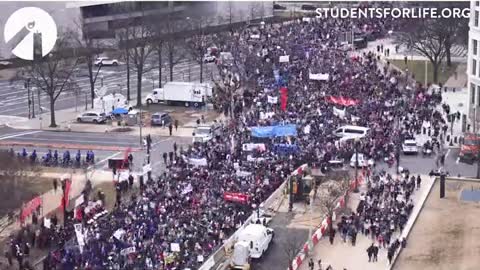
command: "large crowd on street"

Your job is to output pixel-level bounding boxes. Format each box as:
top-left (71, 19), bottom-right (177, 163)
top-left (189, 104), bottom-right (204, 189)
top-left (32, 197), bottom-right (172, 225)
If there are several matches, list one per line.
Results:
top-left (4, 7), bottom-right (454, 270)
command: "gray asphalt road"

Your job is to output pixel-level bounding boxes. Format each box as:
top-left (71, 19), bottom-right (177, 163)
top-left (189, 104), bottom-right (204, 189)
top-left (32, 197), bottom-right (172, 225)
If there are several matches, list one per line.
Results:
top-left (374, 148), bottom-right (477, 178)
top-left (0, 127), bottom-right (192, 174)
top-left (252, 212), bottom-right (309, 270)
top-left (0, 59), bottom-right (217, 117)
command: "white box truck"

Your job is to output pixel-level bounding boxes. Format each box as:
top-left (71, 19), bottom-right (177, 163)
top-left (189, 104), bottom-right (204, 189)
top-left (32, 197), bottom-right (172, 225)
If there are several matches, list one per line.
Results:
top-left (145, 82), bottom-right (212, 107)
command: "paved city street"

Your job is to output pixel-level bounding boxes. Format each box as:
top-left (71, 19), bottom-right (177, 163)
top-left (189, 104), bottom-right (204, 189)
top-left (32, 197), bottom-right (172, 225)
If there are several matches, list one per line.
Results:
top-left (0, 2), bottom-right (476, 270)
top-left (0, 59), bottom-right (217, 117)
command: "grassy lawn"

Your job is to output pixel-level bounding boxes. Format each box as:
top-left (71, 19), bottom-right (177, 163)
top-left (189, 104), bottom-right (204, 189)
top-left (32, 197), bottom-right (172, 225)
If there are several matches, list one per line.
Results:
top-left (390, 59), bottom-right (458, 86)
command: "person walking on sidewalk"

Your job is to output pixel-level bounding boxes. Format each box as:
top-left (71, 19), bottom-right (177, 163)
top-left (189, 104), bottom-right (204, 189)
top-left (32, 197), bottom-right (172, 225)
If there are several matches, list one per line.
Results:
top-left (53, 179), bottom-right (58, 193)
top-left (367, 243), bottom-right (375, 262)
top-left (168, 123), bottom-right (173, 136)
top-left (163, 152), bottom-right (168, 165)
top-left (373, 245), bottom-right (379, 262)
top-left (329, 228), bottom-right (336, 245)
top-left (308, 258), bottom-right (314, 270)
top-left (387, 247), bottom-right (394, 264)
top-left (174, 119), bottom-right (179, 131)
top-left (416, 175), bottom-right (422, 190)
top-left (318, 259), bottom-right (322, 270)
top-left (351, 229), bottom-right (357, 246)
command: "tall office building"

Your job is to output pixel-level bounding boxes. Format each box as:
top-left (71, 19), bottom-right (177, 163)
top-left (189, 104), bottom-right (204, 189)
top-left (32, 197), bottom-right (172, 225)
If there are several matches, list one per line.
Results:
top-left (67, 1), bottom-right (273, 40)
top-left (468, 1), bottom-right (480, 127)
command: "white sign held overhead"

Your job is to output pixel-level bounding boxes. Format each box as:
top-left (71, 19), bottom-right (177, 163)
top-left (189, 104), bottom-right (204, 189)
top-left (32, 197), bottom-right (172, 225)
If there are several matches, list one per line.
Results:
top-left (242, 143), bottom-right (266, 152)
top-left (309, 73), bottom-right (330, 81)
top-left (171, 243), bottom-right (181, 252)
top-left (279, 55), bottom-right (290, 63)
top-left (333, 107), bottom-right (346, 119)
top-left (74, 223), bottom-right (85, 254)
top-left (120, 247), bottom-right (136, 256)
top-left (188, 158), bottom-right (208, 167)
top-left (267, 96), bottom-right (278, 104)
top-left (74, 196), bottom-right (84, 208)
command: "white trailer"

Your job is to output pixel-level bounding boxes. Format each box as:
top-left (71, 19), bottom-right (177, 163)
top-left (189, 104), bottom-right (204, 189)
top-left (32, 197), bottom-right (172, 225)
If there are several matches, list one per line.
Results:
top-left (93, 93), bottom-right (132, 115)
top-left (145, 82), bottom-right (212, 107)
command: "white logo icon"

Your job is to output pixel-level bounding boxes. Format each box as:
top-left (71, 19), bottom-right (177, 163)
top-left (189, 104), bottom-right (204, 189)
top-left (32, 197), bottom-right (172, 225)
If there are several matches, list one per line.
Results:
top-left (4, 7), bottom-right (57, 60)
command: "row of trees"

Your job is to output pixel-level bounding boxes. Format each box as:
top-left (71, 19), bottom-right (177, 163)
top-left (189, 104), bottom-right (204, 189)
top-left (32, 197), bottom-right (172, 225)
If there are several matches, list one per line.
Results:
top-left (395, 2), bottom-right (469, 83)
top-left (17, 3), bottom-right (217, 127)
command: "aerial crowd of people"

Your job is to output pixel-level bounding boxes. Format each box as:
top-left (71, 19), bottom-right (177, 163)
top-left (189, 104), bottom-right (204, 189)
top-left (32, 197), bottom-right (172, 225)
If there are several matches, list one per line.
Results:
top-left (3, 5), bottom-right (455, 270)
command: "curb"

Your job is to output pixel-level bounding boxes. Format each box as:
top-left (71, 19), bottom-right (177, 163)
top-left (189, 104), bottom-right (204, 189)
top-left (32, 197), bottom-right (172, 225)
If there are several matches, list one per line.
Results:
top-left (289, 170), bottom-right (367, 270)
top-left (0, 140), bottom-right (142, 152)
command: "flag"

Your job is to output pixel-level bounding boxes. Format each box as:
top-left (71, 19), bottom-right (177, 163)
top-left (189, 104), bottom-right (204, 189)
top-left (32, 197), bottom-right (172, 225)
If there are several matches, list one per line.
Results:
top-left (61, 179), bottom-right (72, 210)
top-left (280, 87), bottom-right (288, 111)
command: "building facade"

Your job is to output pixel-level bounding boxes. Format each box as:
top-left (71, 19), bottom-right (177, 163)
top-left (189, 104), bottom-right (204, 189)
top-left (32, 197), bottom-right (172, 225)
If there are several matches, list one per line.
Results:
top-left (67, 1), bottom-right (273, 40)
top-left (469, 0), bottom-right (480, 126)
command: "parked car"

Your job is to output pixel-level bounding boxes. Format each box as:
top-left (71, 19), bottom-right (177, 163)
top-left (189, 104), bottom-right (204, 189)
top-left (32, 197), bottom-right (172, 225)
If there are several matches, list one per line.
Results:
top-left (402, 139), bottom-right (419, 154)
top-left (301, 4), bottom-right (316, 11)
top-left (193, 124), bottom-right (222, 143)
top-left (94, 57), bottom-right (119, 66)
top-left (151, 112), bottom-right (172, 127)
top-left (77, 112), bottom-right (107, 124)
top-left (273, 3), bottom-right (287, 10)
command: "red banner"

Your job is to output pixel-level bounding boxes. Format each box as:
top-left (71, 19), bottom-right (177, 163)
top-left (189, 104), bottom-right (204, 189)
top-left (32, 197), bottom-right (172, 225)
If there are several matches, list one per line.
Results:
top-left (280, 87), bottom-right (288, 111)
top-left (20, 196), bottom-right (42, 224)
top-left (326, 96), bottom-right (359, 106)
top-left (60, 179), bottom-right (72, 210)
top-left (223, 192), bottom-right (250, 204)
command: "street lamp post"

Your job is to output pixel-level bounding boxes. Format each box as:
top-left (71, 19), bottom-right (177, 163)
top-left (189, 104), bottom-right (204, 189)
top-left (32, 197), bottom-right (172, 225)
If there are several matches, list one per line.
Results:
top-left (31, 88), bottom-right (35, 118)
top-left (353, 138), bottom-right (359, 193)
top-left (288, 176), bottom-right (293, 212)
top-left (25, 79), bottom-right (31, 118)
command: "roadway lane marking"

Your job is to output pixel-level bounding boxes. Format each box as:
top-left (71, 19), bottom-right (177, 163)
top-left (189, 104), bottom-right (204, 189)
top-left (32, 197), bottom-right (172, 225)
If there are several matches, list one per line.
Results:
top-left (445, 149), bottom-right (451, 159)
top-left (8, 136), bottom-right (137, 146)
top-left (151, 137), bottom-right (172, 147)
top-left (0, 130), bottom-right (42, 141)
top-left (91, 151), bottom-right (124, 170)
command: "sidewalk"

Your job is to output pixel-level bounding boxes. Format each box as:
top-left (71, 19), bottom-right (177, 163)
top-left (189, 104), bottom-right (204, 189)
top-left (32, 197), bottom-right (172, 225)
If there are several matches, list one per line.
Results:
top-left (354, 38), bottom-right (467, 149)
top-left (0, 170), bottom-right (113, 242)
top-left (297, 174), bottom-right (434, 270)
top-left (1, 107), bottom-right (195, 137)
top-left (362, 38), bottom-right (467, 63)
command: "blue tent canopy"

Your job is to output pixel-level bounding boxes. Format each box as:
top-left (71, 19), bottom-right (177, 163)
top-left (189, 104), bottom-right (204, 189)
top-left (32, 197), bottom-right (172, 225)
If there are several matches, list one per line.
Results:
top-left (111, 107), bottom-right (129, 114)
top-left (251, 124), bottom-right (297, 138)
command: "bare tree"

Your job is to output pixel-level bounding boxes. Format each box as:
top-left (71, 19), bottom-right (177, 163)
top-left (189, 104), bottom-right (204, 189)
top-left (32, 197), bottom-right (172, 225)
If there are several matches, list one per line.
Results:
top-left (317, 178), bottom-right (350, 233)
top-left (121, 16), bottom-right (156, 106)
top-left (73, 19), bottom-right (103, 107)
top-left (396, 20), bottom-right (448, 83)
top-left (0, 150), bottom-right (39, 228)
top-left (185, 16), bottom-right (213, 83)
top-left (282, 230), bottom-right (305, 270)
top-left (164, 17), bottom-right (187, 82)
top-left (117, 26), bottom-right (132, 100)
top-left (19, 31), bottom-right (80, 127)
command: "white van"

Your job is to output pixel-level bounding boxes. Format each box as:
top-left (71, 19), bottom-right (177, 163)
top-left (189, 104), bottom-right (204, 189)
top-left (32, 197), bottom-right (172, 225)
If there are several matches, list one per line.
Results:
top-left (334, 125), bottom-right (369, 139)
top-left (235, 224), bottom-right (274, 259)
